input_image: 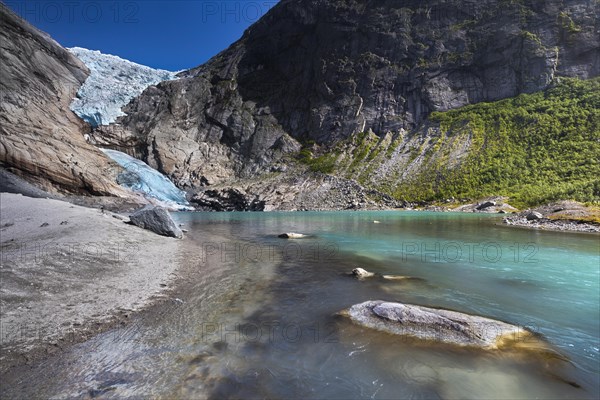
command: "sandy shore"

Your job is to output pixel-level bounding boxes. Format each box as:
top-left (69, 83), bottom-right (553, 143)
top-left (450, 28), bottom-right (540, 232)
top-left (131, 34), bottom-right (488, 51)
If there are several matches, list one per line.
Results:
top-left (0, 193), bottom-right (182, 371)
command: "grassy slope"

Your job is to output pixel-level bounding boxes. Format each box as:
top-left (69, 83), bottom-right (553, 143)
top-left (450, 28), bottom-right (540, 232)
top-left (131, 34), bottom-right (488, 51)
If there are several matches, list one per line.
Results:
top-left (301, 77), bottom-right (600, 208)
top-left (423, 77), bottom-right (600, 207)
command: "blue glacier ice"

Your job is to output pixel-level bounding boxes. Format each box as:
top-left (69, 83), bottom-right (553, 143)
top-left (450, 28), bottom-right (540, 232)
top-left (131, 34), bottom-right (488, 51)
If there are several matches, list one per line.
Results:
top-left (101, 149), bottom-right (192, 210)
top-left (69, 47), bottom-right (178, 127)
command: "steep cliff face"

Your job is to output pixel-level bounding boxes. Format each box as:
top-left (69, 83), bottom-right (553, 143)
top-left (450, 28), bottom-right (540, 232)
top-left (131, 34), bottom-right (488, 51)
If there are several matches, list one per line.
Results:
top-left (0, 4), bottom-right (128, 196)
top-left (110, 0), bottom-right (598, 192)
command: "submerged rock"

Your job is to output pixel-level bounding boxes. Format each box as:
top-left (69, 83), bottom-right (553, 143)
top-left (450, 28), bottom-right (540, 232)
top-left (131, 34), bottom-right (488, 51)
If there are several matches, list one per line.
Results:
top-left (351, 268), bottom-right (420, 281)
top-left (343, 300), bottom-right (530, 349)
top-left (278, 232), bottom-right (307, 239)
top-left (129, 207), bottom-right (183, 238)
top-left (381, 275), bottom-right (418, 281)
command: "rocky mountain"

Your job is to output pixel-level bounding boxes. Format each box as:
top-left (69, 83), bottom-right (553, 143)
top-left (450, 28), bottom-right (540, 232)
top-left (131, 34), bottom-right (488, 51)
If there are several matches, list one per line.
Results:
top-left (92, 0), bottom-right (598, 209)
top-left (68, 47), bottom-right (178, 127)
top-left (1, 0), bottom-right (598, 210)
top-left (0, 4), bottom-right (131, 197)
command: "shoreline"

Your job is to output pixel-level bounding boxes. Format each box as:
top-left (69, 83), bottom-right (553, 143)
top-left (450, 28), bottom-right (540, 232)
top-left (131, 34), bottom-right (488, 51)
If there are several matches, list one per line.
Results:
top-left (500, 216), bottom-right (600, 233)
top-left (0, 193), bottom-right (187, 373)
top-left (414, 198), bottom-right (600, 234)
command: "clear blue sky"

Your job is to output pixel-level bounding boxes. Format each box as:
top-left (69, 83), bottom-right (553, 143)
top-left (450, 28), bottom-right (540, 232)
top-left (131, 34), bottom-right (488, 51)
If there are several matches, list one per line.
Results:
top-left (5, 0), bottom-right (279, 71)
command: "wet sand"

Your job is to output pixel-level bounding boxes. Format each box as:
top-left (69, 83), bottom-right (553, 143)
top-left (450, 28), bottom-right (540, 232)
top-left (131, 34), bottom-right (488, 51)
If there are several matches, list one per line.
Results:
top-left (0, 193), bottom-right (183, 372)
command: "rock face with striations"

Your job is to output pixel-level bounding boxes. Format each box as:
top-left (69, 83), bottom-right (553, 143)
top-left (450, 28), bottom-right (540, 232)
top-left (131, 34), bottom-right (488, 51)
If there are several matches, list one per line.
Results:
top-left (101, 0), bottom-right (598, 193)
top-left (0, 4), bottom-right (129, 196)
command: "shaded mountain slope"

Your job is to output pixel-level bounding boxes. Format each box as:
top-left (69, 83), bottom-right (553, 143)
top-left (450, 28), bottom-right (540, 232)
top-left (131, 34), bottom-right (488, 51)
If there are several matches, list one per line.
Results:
top-left (100, 0), bottom-right (598, 198)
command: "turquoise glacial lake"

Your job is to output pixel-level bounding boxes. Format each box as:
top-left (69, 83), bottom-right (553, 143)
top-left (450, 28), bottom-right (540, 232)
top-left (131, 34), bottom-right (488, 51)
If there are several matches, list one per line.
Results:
top-left (4, 211), bottom-right (599, 399)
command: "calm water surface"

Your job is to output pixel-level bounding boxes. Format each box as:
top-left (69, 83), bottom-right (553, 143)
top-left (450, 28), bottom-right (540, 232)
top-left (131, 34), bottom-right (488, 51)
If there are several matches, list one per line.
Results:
top-left (3, 211), bottom-right (599, 399)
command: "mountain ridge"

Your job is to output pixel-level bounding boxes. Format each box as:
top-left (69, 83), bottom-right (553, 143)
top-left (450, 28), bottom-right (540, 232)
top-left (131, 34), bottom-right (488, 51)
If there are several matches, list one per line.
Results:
top-left (1, 0), bottom-right (598, 210)
top-left (97, 0), bottom-right (598, 208)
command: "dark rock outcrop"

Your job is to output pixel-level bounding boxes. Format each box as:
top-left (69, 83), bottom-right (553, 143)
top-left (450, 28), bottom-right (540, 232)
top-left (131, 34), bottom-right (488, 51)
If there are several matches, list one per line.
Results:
top-left (189, 170), bottom-right (404, 211)
top-left (192, 188), bottom-right (265, 211)
top-left (476, 201), bottom-right (496, 210)
top-left (102, 0), bottom-right (598, 194)
top-left (0, 169), bottom-right (57, 199)
top-left (129, 207), bottom-right (183, 238)
top-left (526, 211), bottom-right (544, 220)
top-left (0, 4), bottom-right (129, 196)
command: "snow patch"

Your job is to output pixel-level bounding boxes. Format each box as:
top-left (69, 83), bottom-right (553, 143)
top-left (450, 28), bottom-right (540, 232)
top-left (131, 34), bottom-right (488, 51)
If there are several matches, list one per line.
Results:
top-left (101, 149), bottom-right (193, 211)
top-left (68, 47), bottom-right (178, 127)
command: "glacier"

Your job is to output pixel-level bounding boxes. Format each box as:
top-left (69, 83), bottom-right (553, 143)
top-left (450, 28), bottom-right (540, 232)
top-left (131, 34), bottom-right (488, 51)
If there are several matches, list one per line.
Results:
top-left (68, 47), bottom-right (178, 127)
top-left (101, 149), bottom-right (193, 210)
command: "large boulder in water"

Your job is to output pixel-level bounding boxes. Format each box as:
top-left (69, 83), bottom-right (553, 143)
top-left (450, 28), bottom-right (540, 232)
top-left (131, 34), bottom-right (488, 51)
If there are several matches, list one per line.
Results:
top-left (343, 301), bottom-right (530, 349)
top-left (129, 206), bottom-right (183, 238)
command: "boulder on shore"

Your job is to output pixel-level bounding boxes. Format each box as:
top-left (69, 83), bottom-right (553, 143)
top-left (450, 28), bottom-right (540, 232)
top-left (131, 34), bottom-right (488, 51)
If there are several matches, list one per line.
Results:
top-left (476, 201), bottom-right (496, 210)
top-left (526, 211), bottom-right (544, 221)
top-left (342, 300), bottom-right (531, 349)
top-left (129, 206), bottom-right (183, 238)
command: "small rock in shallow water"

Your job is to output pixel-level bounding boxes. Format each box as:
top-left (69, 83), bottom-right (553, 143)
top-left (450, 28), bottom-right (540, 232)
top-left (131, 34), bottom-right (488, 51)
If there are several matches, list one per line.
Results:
top-left (352, 267), bottom-right (375, 278)
top-left (278, 232), bottom-right (307, 238)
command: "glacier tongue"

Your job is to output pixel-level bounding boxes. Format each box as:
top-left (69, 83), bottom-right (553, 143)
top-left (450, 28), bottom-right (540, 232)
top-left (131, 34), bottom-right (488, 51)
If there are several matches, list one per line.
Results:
top-left (68, 47), bottom-right (178, 127)
top-left (101, 149), bottom-right (192, 210)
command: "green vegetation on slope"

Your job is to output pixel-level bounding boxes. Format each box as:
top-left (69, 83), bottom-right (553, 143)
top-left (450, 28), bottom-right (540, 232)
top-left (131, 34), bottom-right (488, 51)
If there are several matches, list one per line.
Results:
top-left (299, 78), bottom-right (599, 208)
top-left (402, 77), bottom-right (600, 207)
top-left (296, 143), bottom-right (338, 174)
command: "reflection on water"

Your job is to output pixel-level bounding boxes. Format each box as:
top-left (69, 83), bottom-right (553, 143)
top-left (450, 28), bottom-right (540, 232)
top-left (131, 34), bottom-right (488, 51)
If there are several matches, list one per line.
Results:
top-left (1, 211), bottom-right (598, 399)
